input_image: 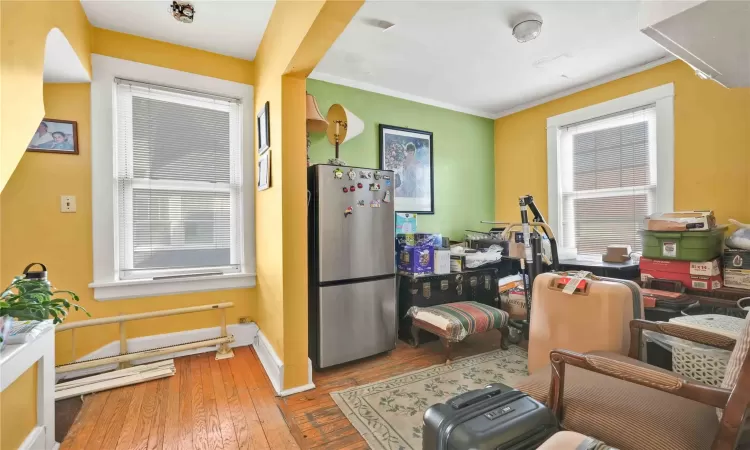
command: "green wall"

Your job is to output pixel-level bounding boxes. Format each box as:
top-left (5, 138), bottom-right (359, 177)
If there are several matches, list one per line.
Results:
top-left (307, 79), bottom-right (495, 240)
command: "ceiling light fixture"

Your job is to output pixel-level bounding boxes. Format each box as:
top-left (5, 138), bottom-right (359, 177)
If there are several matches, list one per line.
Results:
top-left (171, 1), bottom-right (195, 23)
top-left (361, 18), bottom-right (396, 32)
top-left (512, 14), bottom-right (542, 43)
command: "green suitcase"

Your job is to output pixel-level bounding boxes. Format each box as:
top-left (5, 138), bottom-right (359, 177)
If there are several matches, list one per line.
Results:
top-left (641, 227), bottom-right (726, 262)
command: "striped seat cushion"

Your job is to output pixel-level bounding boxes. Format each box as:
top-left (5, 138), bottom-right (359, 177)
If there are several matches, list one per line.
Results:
top-left (407, 301), bottom-right (508, 341)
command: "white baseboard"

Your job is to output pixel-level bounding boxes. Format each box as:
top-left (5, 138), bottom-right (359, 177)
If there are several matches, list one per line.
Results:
top-left (18, 425), bottom-right (45, 450)
top-left (57, 322), bottom-right (259, 381)
top-left (252, 330), bottom-right (315, 397)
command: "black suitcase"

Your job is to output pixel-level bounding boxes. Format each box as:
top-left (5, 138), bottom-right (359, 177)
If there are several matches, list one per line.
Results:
top-left (422, 384), bottom-right (558, 450)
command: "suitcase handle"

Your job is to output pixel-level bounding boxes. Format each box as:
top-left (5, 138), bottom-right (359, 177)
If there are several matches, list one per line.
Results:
top-left (448, 384), bottom-right (505, 410)
top-left (547, 278), bottom-right (591, 295)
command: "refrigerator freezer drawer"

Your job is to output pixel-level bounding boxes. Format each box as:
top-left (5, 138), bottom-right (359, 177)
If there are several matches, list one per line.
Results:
top-left (318, 277), bottom-right (397, 368)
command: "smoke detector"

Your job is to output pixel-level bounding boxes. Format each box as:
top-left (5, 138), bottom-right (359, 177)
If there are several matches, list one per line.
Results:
top-left (512, 14), bottom-right (542, 43)
top-left (171, 1), bottom-right (195, 23)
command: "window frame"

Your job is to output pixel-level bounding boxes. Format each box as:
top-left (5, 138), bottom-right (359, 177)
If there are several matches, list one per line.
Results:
top-left (90, 55), bottom-right (255, 301)
top-left (546, 83), bottom-right (675, 254)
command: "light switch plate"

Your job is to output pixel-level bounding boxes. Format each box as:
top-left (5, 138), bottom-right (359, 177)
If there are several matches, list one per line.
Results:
top-left (61, 195), bottom-right (76, 213)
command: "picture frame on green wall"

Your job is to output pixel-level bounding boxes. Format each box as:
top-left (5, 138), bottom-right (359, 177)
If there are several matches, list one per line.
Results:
top-left (379, 124), bottom-right (434, 214)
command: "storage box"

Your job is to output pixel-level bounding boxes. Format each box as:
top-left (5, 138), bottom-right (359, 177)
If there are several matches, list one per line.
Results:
top-left (433, 249), bottom-right (451, 274)
top-left (724, 248), bottom-right (750, 270)
top-left (645, 211), bottom-right (717, 232)
top-left (724, 269), bottom-right (750, 290)
top-left (641, 227), bottom-right (726, 261)
top-left (398, 244), bottom-right (433, 274)
top-left (397, 233), bottom-right (442, 248)
top-left (603, 245), bottom-right (632, 263)
top-left (640, 257), bottom-right (722, 291)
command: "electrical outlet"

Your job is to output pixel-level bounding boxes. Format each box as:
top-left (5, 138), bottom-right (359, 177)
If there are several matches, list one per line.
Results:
top-left (60, 195), bottom-right (76, 213)
top-left (238, 316), bottom-right (251, 324)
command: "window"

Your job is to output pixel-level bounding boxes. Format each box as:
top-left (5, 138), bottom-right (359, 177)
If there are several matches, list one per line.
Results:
top-left (115, 79), bottom-right (243, 279)
top-left (547, 84), bottom-right (674, 257)
top-left (90, 55), bottom-right (254, 300)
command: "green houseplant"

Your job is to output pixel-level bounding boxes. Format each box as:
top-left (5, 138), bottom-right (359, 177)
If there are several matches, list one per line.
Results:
top-left (0, 277), bottom-right (88, 345)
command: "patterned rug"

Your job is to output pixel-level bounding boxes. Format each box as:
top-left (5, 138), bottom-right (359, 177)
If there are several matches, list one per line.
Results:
top-left (330, 346), bottom-right (529, 449)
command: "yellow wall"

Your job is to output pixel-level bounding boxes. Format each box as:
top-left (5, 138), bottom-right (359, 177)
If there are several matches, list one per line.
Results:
top-left (494, 61), bottom-right (750, 227)
top-left (0, 0), bottom-right (91, 193)
top-left (0, 364), bottom-right (38, 450)
top-left (91, 28), bottom-right (254, 85)
top-left (253, 0), bottom-right (362, 389)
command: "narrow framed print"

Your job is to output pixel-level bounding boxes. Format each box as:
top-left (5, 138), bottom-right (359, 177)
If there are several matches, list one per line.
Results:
top-left (258, 150), bottom-right (271, 191)
top-left (257, 101), bottom-right (270, 155)
top-left (379, 124), bottom-right (434, 214)
top-left (27, 119), bottom-right (79, 155)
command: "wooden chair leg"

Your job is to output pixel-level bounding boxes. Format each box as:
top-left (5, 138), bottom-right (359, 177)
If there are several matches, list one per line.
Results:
top-left (440, 337), bottom-right (454, 364)
top-left (499, 326), bottom-right (510, 350)
top-left (411, 324), bottom-right (421, 348)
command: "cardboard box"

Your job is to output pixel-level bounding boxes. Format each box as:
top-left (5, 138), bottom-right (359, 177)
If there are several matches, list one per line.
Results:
top-left (398, 244), bottom-right (433, 274)
top-left (450, 254), bottom-right (466, 272)
top-left (644, 211), bottom-right (716, 232)
top-left (640, 257), bottom-right (722, 291)
top-left (433, 249), bottom-right (451, 275)
top-left (724, 249), bottom-right (750, 270)
top-left (603, 245), bottom-right (632, 263)
top-left (724, 269), bottom-right (750, 290)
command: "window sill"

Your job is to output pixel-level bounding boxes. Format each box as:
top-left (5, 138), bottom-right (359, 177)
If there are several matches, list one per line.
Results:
top-left (89, 273), bottom-right (256, 301)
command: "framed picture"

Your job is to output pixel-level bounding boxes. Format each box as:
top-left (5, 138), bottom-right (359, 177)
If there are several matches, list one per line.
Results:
top-left (257, 101), bottom-right (270, 155)
top-left (379, 124), bottom-right (434, 214)
top-left (258, 150), bottom-right (271, 191)
top-left (27, 119), bottom-right (79, 155)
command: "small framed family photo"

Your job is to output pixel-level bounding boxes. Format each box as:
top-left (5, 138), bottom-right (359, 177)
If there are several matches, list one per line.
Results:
top-left (27, 119), bottom-right (79, 155)
top-left (257, 101), bottom-right (270, 155)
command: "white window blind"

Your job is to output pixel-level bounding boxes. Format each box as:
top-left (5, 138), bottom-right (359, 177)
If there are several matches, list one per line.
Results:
top-left (558, 105), bottom-right (658, 256)
top-left (114, 79), bottom-right (243, 280)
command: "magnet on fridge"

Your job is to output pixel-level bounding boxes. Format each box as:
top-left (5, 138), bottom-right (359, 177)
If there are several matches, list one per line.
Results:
top-left (347, 169), bottom-right (356, 180)
top-left (333, 168), bottom-right (344, 179)
top-left (382, 174), bottom-right (391, 180)
top-left (344, 206), bottom-right (353, 217)
top-left (385, 180), bottom-right (392, 187)
top-left (383, 190), bottom-right (391, 203)
top-left (370, 200), bottom-right (381, 208)
top-left (357, 183), bottom-right (363, 189)
top-left (357, 200), bottom-right (365, 207)
top-left (342, 187), bottom-right (348, 193)
top-left (374, 172), bottom-right (381, 180)
top-left (350, 185), bottom-right (356, 192)
top-left (369, 183), bottom-right (381, 191)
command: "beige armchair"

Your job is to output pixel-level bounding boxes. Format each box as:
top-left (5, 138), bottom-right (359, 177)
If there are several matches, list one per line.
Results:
top-left (515, 319), bottom-right (750, 450)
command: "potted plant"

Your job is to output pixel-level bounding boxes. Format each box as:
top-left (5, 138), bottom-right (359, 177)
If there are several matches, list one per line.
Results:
top-left (0, 276), bottom-right (88, 349)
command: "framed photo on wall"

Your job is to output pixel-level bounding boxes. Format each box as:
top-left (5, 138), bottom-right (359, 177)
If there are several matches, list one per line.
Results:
top-left (27, 119), bottom-right (79, 155)
top-left (257, 101), bottom-right (270, 155)
top-left (379, 124), bottom-right (434, 214)
top-left (258, 150), bottom-right (271, 191)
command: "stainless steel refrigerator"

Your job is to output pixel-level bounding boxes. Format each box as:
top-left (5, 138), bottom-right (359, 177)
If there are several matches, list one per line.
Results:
top-left (308, 164), bottom-right (396, 369)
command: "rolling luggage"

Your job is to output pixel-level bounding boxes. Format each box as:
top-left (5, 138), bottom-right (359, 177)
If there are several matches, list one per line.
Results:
top-left (528, 272), bottom-right (644, 374)
top-left (422, 384), bottom-right (558, 450)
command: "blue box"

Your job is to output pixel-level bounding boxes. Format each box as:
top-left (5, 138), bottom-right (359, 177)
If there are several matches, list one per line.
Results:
top-left (396, 213), bottom-right (417, 234)
top-left (398, 244), bottom-right (434, 274)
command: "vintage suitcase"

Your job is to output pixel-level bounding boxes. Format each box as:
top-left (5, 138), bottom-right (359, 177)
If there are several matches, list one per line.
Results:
top-left (397, 268), bottom-right (501, 343)
top-left (527, 273), bottom-right (644, 374)
top-left (422, 384), bottom-right (558, 450)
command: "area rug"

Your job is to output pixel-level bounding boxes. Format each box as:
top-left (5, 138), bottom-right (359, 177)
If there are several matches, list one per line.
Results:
top-left (330, 346), bottom-right (529, 449)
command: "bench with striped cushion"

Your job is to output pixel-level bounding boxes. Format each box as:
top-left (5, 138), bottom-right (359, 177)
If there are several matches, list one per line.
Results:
top-left (407, 301), bottom-right (510, 362)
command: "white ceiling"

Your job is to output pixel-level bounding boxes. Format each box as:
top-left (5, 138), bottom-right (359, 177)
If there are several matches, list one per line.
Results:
top-left (311, 1), bottom-right (670, 118)
top-left (81, 0), bottom-right (275, 60)
top-left (44, 28), bottom-right (91, 82)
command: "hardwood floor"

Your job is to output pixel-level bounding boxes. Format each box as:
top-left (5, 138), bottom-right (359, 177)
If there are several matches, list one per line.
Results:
top-left (61, 347), bottom-right (298, 450)
top-left (62, 333), bottom-right (508, 449)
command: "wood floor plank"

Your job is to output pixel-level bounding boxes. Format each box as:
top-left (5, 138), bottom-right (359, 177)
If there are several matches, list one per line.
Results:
top-left (162, 360), bottom-right (183, 450)
top-left (115, 380), bottom-right (148, 450)
top-left (236, 349), bottom-right (298, 449)
top-left (147, 377), bottom-right (172, 450)
top-left (218, 358), bottom-right (251, 450)
top-left (197, 354), bottom-right (225, 450)
top-left (98, 385), bottom-right (137, 450)
top-left (60, 391), bottom-right (111, 450)
top-left (130, 379), bottom-right (160, 450)
top-left (190, 355), bottom-right (209, 450)
top-left (207, 356), bottom-right (240, 450)
top-left (227, 355), bottom-right (271, 449)
top-left (178, 356), bottom-right (195, 450)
